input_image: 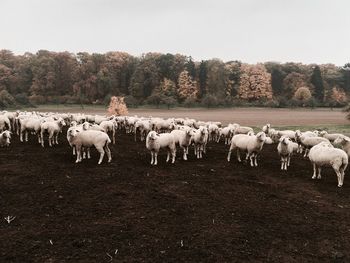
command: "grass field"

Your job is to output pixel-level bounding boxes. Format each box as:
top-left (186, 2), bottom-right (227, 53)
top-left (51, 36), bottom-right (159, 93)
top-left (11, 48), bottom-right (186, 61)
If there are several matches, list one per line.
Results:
top-left (22, 105), bottom-right (350, 134)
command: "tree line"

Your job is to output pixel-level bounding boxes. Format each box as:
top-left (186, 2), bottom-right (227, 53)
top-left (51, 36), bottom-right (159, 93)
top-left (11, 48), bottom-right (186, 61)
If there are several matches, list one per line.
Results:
top-left (0, 49), bottom-right (349, 108)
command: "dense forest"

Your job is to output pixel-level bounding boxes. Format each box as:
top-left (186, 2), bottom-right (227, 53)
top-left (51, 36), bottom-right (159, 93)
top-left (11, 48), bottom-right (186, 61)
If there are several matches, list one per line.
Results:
top-left (0, 49), bottom-right (349, 108)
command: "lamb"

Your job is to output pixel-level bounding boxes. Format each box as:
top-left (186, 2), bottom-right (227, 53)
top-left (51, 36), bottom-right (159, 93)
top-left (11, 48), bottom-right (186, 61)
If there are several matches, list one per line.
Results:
top-left (40, 118), bottom-right (66, 147)
top-left (67, 127), bottom-right (112, 164)
top-left (277, 136), bottom-right (298, 170)
top-left (319, 131), bottom-right (345, 142)
top-left (146, 131), bottom-right (176, 165)
top-left (0, 130), bottom-right (11, 147)
top-left (227, 131), bottom-right (266, 167)
top-left (171, 129), bottom-right (193, 160)
top-left (308, 141), bottom-right (348, 187)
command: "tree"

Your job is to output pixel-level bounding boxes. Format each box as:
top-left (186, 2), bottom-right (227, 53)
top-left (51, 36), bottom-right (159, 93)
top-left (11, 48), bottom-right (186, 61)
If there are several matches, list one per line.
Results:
top-left (238, 64), bottom-right (273, 101)
top-left (293, 87), bottom-right (312, 102)
top-left (311, 65), bottom-right (324, 102)
top-left (177, 70), bottom-right (198, 101)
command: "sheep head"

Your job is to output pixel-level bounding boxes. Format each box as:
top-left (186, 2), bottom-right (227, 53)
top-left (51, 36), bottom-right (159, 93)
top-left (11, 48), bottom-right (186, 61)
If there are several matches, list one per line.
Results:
top-left (256, 132), bottom-right (266, 142)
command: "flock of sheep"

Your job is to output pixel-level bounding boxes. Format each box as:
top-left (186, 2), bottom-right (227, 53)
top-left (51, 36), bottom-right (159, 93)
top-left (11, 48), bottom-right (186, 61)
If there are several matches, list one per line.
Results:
top-left (1, 110), bottom-right (350, 187)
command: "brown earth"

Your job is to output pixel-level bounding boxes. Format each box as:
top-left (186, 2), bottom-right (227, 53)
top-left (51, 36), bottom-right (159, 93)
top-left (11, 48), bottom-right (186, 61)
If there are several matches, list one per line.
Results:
top-left (1, 129), bottom-right (350, 262)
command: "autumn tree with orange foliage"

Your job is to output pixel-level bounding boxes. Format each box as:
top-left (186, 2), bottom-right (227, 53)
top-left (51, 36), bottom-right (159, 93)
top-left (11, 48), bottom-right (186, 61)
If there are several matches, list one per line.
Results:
top-left (177, 70), bottom-right (198, 101)
top-left (238, 64), bottom-right (273, 101)
top-left (107, 96), bottom-right (128, 116)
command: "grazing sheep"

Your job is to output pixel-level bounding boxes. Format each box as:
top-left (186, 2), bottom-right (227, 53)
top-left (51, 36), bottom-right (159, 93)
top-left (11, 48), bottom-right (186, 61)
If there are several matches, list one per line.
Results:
top-left (171, 129), bottom-right (193, 160)
top-left (0, 130), bottom-right (11, 147)
top-left (146, 131), bottom-right (176, 165)
top-left (299, 135), bottom-right (329, 157)
top-left (308, 141), bottom-right (348, 187)
top-left (40, 118), bottom-right (66, 147)
top-left (319, 131), bottom-right (344, 142)
top-left (277, 136), bottom-right (298, 170)
top-left (67, 127), bottom-right (112, 164)
top-left (227, 131), bottom-right (266, 167)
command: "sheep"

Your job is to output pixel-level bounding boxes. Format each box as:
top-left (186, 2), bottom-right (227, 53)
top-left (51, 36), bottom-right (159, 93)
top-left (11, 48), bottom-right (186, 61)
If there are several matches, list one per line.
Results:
top-left (218, 126), bottom-right (234, 144)
top-left (146, 131), bottom-right (176, 165)
top-left (3, 111), bottom-right (19, 131)
top-left (308, 141), bottom-right (348, 187)
top-left (276, 130), bottom-right (296, 140)
top-left (19, 117), bottom-right (43, 143)
top-left (227, 131), bottom-right (266, 167)
top-left (0, 130), bottom-right (11, 147)
top-left (230, 123), bottom-right (254, 135)
top-left (333, 136), bottom-right (350, 158)
top-left (134, 120), bottom-right (152, 142)
top-left (208, 123), bottom-right (220, 142)
top-left (67, 127), bottom-right (112, 164)
top-left (40, 118), bottom-right (66, 147)
top-left (319, 131), bottom-right (345, 142)
top-left (151, 118), bottom-right (176, 133)
top-left (262, 123), bottom-right (270, 133)
top-left (299, 135), bottom-right (330, 157)
top-left (0, 114), bottom-right (11, 132)
top-left (191, 126), bottom-right (208, 159)
top-left (99, 120), bottom-right (117, 144)
top-left (171, 129), bottom-right (193, 160)
top-left (277, 136), bottom-right (298, 170)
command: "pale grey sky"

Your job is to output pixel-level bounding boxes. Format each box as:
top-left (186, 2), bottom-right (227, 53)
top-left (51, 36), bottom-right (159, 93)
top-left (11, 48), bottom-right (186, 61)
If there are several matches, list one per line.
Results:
top-left (1, 0), bottom-right (349, 65)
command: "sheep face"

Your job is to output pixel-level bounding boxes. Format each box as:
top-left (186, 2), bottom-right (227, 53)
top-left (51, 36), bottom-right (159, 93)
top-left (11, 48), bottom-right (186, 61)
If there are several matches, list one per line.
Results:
top-left (148, 131), bottom-right (159, 141)
top-left (256, 132), bottom-right (266, 142)
top-left (67, 128), bottom-right (80, 138)
top-left (279, 136), bottom-right (290, 145)
top-left (334, 136), bottom-right (349, 146)
top-left (1, 131), bottom-right (11, 146)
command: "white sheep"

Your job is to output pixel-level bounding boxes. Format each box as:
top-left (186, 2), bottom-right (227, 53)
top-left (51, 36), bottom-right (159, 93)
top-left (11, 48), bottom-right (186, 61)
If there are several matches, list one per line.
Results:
top-left (134, 120), bottom-right (152, 142)
top-left (146, 131), bottom-right (176, 165)
top-left (67, 127), bottom-right (112, 164)
top-left (99, 120), bottom-right (117, 144)
top-left (40, 118), bottom-right (66, 147)
top-left (19, 117), bottom-right (43, 143)
top-left (308, 141), bottom-right (348, 187)
top-left (171, 129), bottom-right (193, 160)
top-left (0, 114), bottom-right (11, 132)
top-left (192, 126), bottom-right (208, 159)
top-left (230, 123), bottom-right (254, 135)
top-left (0, 130), bottom-right (11, 147)
top-left (277, 136), bottom-right (298, 170)
top-left (299, 135), bottom-right (329, 157)
top-left (227, 131), bottom-right (266, 167)
top-left (218, 126), bottom-right (234, 144)
top-left (333, 136), bottom-right (350, 158)
top-left (208, 123), bottom-right (220, 142)
top-left (319, 131), bottom-right (345, 142)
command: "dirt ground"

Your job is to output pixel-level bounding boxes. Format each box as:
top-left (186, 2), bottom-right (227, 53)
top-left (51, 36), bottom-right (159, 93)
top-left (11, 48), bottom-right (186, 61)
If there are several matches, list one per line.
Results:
top-left (1, 128), bottom-right (350, 262)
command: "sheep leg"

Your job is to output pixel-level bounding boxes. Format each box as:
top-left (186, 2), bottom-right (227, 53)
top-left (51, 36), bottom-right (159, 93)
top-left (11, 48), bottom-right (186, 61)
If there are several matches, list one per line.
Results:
top-left (317, 167), bottom-right (322, 179)
top-left (254, 154), bottom-right (258, 167)
top-left (183, 147), bottom-right (187, 161)
top-left (237, 149), bottom-right (241, 162)
top-left (87, 148), bottom-right (91, 159)
top-left (287, 155), bottom-right (291, 167)
top-left (104, 145), bottom-right (112, 163)
top-left (172, 149), bottom-right (176, 163)
top-left (154, 152), bottom-right (158, 165)
top-left (166, 150), bottom-right (170, 163)
top-left (25, 131), bottom-right (28, 142)
top-left (249, 154), bottom-right (254, 167)
top-left (312, 163), bottom-right (317, 179)
top-left (48, 132), bottom-right (53, 147)
top-left (72, 146), bottom-right (76, 155)
top-left (113, 129), bottom-right (115, 144)
top-left (20, 130), bottom-right (24, 142)
top-left (95, 146), bottom-right (105, 164)
top-left (76, 146), bottom-right (82, 163)
top-left (150, 151), bottom-right (154, 165)
top-left (55, 133), bottom-right (59, 144)
top-left (280, 157), bottom-right (284, 170)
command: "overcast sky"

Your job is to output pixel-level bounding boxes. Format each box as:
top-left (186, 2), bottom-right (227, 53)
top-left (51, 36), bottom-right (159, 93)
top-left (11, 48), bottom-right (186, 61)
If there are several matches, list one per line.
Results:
top-left (1, 0), bottom-right (349, 65)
